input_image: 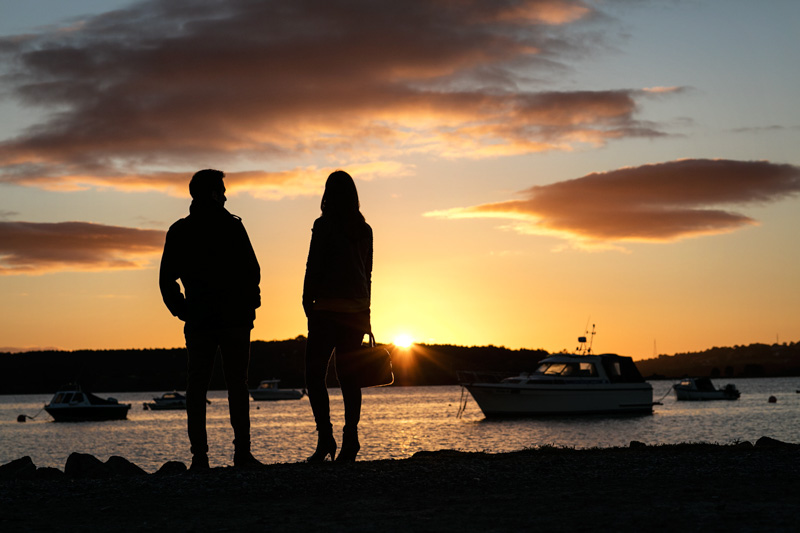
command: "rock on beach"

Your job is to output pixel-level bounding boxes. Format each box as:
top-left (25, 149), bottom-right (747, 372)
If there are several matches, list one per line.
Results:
top-left (1, 439), bottom-right (799, 532)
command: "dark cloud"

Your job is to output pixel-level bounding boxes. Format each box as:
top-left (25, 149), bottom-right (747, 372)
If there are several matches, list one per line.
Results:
top-left (0, 221), bottom-right (165, 274)
top-left (0, 0), bottom-right (680, 193)
top-left (731, 125), bottom-right (800, 134)
top-left (427, 159), bottom-right (800, 249)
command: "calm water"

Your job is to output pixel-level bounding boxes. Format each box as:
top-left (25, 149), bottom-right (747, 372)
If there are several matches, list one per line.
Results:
top-left (2, 378), bottom-right (798, 473)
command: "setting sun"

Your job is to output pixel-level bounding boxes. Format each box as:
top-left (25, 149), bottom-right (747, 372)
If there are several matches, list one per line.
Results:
top-left (393, 334), bottom-right (414, 348)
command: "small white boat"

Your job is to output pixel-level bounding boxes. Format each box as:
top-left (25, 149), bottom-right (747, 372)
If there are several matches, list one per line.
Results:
top-left (673, 377), bottom-right (740, 401)
top-left (143, 391), bottom-right (187, 410)
top-left (249, 379), bottom-right (305, 401)
top-left (44, 384), bottom-right (131, 422)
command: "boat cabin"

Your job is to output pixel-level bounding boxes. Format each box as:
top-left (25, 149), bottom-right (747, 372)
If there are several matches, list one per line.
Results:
top-left (536, 361), bottom-right (599, 377)
top-left (501, 354), bottom-right (646, 385)
top-left (49, 389), bottom-right (122, 406)
top-left (159, 392), bottom-right (185, 401)
top-left (677, 377), bottom-right (716, 391)
top-left (50, 391), bottom-right (84, 405)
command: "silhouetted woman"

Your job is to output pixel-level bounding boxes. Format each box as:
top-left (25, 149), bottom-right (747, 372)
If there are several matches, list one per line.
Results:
top-left (303, 170), bottom-right (373, 462)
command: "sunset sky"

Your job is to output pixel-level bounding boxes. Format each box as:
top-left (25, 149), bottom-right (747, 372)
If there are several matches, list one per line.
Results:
top-left (1, 0), bottom-right (798, 359)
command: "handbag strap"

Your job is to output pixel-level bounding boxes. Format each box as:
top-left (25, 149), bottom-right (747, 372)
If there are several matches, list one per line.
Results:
top-left (367, 332), bottom-right (377, 348)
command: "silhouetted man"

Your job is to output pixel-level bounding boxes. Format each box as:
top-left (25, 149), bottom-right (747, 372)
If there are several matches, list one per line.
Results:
top-left (159, 169), bottom-right (262, 469)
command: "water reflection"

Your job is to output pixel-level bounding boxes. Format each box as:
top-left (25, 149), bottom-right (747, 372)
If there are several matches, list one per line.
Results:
top-left (1, 378), bottom-right (798, 472)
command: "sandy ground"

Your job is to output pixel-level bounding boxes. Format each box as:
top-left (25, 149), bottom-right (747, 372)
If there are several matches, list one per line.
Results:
top-left (2, 440), bottom-right (799, 532)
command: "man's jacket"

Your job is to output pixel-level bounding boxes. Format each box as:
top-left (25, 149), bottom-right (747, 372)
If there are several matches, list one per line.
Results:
top-left (160, 199), bottom-right (260, 330)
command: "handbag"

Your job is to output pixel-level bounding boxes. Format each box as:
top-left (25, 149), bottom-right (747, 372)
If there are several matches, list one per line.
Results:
top-left (336, 332), bottom-right (394, 388)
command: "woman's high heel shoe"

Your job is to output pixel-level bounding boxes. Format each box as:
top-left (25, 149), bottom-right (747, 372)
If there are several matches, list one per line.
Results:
top-left (307, 432), bottom-right (336, 462)
top-left (335, 428), bottom-right (360, 463)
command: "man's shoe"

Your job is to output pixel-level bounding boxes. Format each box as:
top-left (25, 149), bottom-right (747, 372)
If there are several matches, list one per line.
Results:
top-left (190, 454), bottom-right (210, 471)
top-left (233, 451), bottom-right (264, 469)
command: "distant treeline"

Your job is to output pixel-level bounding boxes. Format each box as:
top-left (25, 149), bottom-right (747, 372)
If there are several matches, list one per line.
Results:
top-left (0, 337), bottom-right (547, 394)
top-left (2, 339), bottom-right (799, 394)
top-left (636, 342), bottom-right (800, 379)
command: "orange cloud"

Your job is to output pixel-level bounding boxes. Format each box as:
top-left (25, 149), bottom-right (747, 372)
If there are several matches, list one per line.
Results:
top-left (0, 162), bottom-right (411, 198)
top-left (0, 0), bottom-right (679, 193)
top-left (492, 0), bottom-right (591, 25)
top-left (0, 221), bottom-right (165, 275)
top-left (427, 159), bottom-right (800, 249)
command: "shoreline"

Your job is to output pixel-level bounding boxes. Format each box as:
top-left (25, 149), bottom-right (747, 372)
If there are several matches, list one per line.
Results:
top-left (2, 438), bottom-right (799, 532)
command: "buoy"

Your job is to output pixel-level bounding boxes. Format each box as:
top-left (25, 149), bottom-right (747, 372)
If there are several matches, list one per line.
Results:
top-left (17, 414), bottom-right (27, 422)
top-left (768, 395), bottom-right (777, 403)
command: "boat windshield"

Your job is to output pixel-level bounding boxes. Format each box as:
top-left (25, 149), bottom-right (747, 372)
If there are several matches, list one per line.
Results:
top-left (535, 362), bottom-right (597, 377)
top-left (693, 378), bottom-right (716, 391)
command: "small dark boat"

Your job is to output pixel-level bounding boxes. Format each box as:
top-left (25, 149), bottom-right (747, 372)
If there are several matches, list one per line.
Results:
top-left (249, 379), bottom-right (304, 401)
top-left (44, 384), bottom-right (131, 422)
top-left (673, 377), bottom-right (740, 401)
top-left (143, 391), bottom-right (187, 410)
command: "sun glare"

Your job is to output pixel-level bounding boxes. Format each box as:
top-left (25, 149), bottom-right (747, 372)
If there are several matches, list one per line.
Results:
top-left (393, 334), bottom-right (414, 348)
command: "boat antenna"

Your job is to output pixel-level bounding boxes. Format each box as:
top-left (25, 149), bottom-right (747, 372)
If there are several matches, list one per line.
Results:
top-left (576, 323), bottom-right (596, 355)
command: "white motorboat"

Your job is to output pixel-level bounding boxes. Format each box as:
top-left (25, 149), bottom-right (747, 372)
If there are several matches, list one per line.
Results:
top-left (249, 379), bottom-right (305, 401)
top-left (143, 391), bottom-right (187, 410)
top-left (673, 377), bottom-right (740, 401)
top-left (44, 384), bottom-right (131, 422)
top-left (459, 353), bottom-right (653, 417)
top-left (458, 330), bottom-right (653, 417)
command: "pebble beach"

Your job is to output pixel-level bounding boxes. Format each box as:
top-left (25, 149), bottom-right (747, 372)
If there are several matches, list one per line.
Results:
top-left (2, 438), bottom-right (798, 532)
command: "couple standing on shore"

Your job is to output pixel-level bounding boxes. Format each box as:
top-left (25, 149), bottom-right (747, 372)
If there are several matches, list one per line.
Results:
top-left (159, 169), bottom-right (372, 469)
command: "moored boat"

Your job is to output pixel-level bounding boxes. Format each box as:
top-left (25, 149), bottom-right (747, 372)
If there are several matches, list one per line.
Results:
top-left (143, 391), bottom-right (187, 410)
top-left (673, 377), bottom-right (740, 401)
top-left (459, 352), bottom-right (654, 418)
top-left (44, 384), bottom-right (131, 422)
top-left (249, 379), bottom-right (305, 401)
top-left (458, 329), bottom-right (653, 418)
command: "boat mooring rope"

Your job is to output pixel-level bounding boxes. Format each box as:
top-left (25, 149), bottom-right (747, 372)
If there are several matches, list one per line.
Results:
top-left (455, 386), bottom-right (469, 418)
top-left (655, 384), bottom-right (674, 404)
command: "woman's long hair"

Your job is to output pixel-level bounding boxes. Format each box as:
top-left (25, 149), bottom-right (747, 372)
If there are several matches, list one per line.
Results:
top-left (320, 170), bottom-right (368, 237)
